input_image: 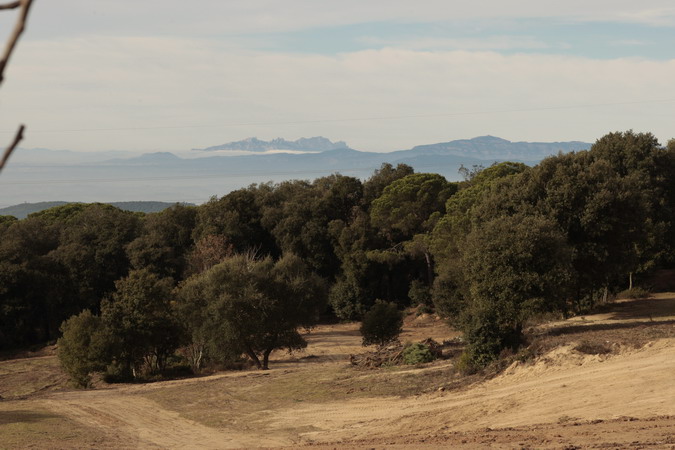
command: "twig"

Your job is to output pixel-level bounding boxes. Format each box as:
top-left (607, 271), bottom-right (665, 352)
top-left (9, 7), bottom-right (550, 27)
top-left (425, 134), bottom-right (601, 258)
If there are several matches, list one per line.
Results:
top-left (0, 0), bottom-right (34, 85)
top-left (0, 2), bottom-right (21, 10)
top-left (0, 0), bottom-right (33, 175)
top-left (0, 124), bottom-right (24, 172)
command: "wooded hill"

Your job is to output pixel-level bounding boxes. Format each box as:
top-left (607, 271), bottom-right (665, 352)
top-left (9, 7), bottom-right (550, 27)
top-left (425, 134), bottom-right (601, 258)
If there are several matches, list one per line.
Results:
top-left (0, 201), bottom-right (193, 219)
top-left (1, 131), bottom-right (673, 385)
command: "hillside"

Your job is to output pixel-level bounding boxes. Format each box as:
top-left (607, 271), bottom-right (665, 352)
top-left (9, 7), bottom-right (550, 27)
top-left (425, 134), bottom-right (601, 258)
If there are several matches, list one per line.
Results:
top-left (1, 293), bottom-right (674, 448)
top-left (0, 201), bottom-right (194, 219)
top-left (407, 135), bottom-right (589, 160)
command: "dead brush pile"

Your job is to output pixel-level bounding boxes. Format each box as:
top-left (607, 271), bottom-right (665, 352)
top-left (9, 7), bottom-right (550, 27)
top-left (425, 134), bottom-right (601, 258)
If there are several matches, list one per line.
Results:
top-left (350, 338), bottom-right (443, 369)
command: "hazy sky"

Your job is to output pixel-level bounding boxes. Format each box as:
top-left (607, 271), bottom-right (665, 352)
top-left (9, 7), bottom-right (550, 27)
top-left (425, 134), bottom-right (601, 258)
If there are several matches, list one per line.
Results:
top-left (0, 1), bottom-right (674, 152)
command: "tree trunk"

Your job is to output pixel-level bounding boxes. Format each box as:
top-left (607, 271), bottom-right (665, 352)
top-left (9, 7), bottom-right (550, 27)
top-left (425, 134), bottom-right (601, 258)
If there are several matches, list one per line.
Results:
top-left (194, 346), bottom-right (203, 372)
top-left (244, 345), bottom-right (262, 370)
top-left (424, 251), bottom-right (434, 286)
top-left (262, 348), bottom-right (273, 370)
top-left (629, 272), bottom-right (633, 290)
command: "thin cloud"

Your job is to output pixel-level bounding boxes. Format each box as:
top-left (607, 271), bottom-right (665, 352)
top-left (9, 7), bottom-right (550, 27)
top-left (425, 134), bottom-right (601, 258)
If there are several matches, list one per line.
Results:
top-left (357, 36), bottom-right (550, 51)
top-left (1, 36), bottom-right (673, 152)
top-left (18, 1), bottom-right (675, 40)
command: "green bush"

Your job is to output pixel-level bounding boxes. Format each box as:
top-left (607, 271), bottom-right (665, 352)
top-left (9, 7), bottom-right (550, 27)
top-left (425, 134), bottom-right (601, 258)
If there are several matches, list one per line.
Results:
top-left (360, 300), bottom-right (403, 346)
top-left (57, 310), bottom-right (107, 388)
top-left (402, 342), bottom-right (436, 365)
top-left (460, 302), bottom-right (523, 369)
top-left (455, 350), bottom-right (479, 375)
top-left (617, 287), bottom-right (651, 299)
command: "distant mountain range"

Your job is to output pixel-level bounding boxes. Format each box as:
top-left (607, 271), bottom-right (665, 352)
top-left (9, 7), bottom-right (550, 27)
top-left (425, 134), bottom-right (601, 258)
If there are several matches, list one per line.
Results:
top-left (407, 135), bottom-right (588, 160)
top-left (0, 201), bottom-right (194, 219)
top-left (197, 136), bottom-right (351, 152)
top-left (1, 136), bottom-right (591, 208)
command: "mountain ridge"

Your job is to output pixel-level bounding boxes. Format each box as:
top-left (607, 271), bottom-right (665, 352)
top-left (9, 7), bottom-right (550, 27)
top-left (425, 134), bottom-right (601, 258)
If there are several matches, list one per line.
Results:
top-left (1, 136), bottom-right (591, 207)
top-left (196, 136), bottom-right (351, 152)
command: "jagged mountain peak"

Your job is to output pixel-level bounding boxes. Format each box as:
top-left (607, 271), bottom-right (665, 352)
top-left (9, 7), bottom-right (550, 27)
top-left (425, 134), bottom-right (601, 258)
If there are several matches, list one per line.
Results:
top-left (196, 136), bottom-right (351, 153)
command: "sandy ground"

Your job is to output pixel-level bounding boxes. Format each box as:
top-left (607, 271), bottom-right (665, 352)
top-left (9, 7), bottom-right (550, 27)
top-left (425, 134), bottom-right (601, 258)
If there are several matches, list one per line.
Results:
top-left (2, 294), bottom-right (675, 449)
top-left (266, 338), bottom-right (675, 447)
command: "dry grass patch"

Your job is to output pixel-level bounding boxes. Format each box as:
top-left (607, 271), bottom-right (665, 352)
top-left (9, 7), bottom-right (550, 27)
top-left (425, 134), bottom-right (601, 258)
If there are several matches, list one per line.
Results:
top-left (143, 359), bottom-right (460, 434)
top-left (0, 404), bottom-right (109, 448)
top-left (0, 353), bottom-right (70, 399)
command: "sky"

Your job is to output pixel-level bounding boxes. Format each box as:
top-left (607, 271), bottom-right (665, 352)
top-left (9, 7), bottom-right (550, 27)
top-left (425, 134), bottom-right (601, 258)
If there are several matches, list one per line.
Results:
top-left (0, 1), bottom-right (674, 153)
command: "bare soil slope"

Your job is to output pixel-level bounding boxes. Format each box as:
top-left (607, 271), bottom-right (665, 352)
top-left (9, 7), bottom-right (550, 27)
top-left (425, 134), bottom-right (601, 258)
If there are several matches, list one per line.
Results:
top-left (1, 294), bottom-right (674, 449)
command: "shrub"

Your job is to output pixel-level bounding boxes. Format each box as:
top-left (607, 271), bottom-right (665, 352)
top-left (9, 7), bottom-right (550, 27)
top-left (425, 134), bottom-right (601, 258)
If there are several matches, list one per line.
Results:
top-left (455, 350), bottom-right (478, 375)
top-left (402, 342), bottom-right (436, 365)
top-left (460, 302), bottom-right (523, 369)
top-left (57, 310), bottom-right (107, 388)
top-left (617, 287), bottom-right (651, 299)
top-left (360, 300), bottom-right (403, 346)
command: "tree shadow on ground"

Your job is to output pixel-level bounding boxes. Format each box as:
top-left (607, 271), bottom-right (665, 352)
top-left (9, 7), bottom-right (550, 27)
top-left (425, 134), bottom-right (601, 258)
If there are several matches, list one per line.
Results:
top-left (304, 328), bottom-right (361, 338)
top-left (0, 410), bottom-right (60, 426)
top-left (607, 296), bottom-right (675, 321)
top-left (274, 353), bottom-right (356, 365)
top-left (544, 319), bottom-right (675, 337)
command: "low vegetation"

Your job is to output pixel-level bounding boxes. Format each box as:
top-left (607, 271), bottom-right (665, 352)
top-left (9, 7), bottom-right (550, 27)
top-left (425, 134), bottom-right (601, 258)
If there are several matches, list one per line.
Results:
top-left (402, 341), bottom-right (438, 365)
top-left (359, 300), bottom-right (404, 346)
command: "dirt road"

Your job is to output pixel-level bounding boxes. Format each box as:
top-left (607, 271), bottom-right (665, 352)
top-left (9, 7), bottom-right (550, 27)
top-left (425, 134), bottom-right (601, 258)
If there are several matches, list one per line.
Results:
top-left (39, 392), bottom-right (284, 449)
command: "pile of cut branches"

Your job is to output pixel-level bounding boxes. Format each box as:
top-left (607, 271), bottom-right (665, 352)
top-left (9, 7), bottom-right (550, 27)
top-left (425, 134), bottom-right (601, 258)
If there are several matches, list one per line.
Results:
top-left (349, 338), bottom-right (443, 369)
top-left (419, 338), bottom-right (444, 358)
top-left (350, 342), bottom-right (404, 369)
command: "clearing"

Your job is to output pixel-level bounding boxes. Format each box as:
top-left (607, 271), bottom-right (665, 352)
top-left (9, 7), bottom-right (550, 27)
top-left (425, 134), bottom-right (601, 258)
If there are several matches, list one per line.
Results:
top-left (1, 293), bottom-right (675, 448)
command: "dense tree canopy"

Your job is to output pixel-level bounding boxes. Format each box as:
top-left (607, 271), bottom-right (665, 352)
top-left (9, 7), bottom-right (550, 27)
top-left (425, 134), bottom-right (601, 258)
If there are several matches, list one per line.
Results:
top-left (126, 204), bottom-right (197, 280)
top-left (460, 214), bottom-right (574, 365)
top-left (0, 216), bottom-right (71, 348)
top-left (370, 173), bottom-right (456, 242)
top-left (100, 269), bottom-right (182, 378)
top-left (193, 185), bottom-right (277, 256)
top-left (1, 130), bottom-right (674, 379)
top-left (177, 253), bottom-right (326, 369)
top-left (49, 204), bottom-right (141, 311)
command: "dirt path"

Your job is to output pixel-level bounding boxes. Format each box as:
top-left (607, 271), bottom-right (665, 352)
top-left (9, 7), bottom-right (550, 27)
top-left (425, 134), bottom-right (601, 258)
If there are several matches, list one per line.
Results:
top-left (40, 390), bottom-right (288, 449)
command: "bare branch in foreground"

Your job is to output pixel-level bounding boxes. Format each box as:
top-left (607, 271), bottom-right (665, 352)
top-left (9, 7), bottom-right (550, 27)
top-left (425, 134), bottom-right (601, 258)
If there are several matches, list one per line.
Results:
top-left (0, 0), bottom-right (34, 85)
top-left (0, 2), bottom-right (21, 10)
top-left (0, 124), bottom-right (24, 173)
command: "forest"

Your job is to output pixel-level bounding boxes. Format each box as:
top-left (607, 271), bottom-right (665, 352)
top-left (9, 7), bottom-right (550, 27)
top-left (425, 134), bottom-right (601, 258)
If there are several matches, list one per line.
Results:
top-left (1, 130), bottom-right (673, 386)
